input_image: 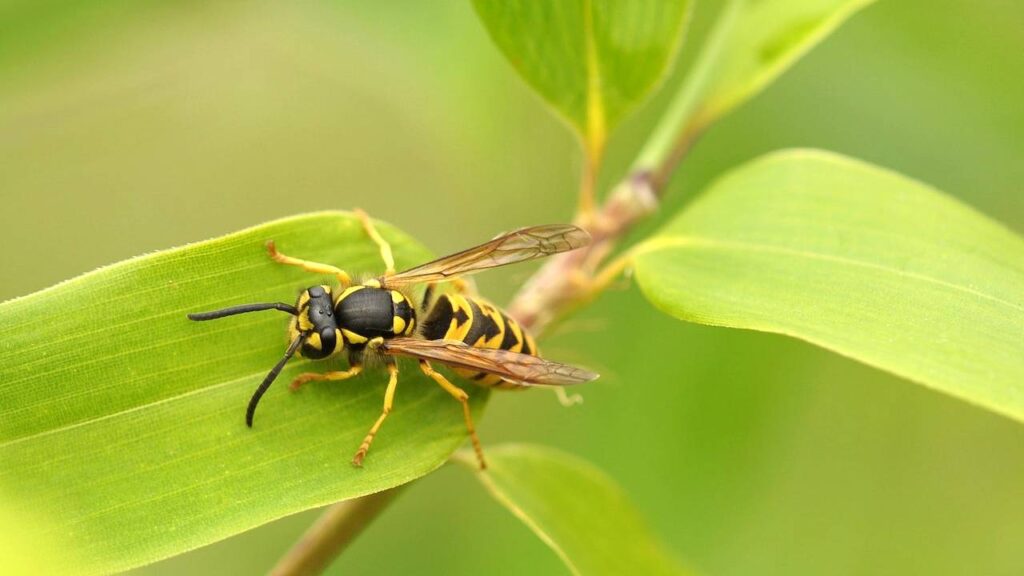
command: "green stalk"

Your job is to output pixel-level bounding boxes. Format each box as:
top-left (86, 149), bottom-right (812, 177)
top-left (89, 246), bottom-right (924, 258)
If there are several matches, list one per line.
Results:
top-left (275, 4), bottom-right (744, 572)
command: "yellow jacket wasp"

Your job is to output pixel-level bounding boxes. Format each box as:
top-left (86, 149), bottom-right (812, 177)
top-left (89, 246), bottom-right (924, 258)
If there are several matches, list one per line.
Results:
top-left (187, 212), bottom-right (597, 469)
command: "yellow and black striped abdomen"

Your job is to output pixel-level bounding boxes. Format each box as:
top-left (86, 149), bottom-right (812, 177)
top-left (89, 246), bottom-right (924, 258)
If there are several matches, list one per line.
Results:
top-left (419, 293), bottom-right (537, 389)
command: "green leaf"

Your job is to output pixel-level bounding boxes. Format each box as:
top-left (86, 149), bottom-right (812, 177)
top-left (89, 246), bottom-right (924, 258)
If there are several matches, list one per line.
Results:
top-left (702, 0), bottom-right (876, 123)
top-left (456, 444), bottom-right (692, 576)
top-left (472, 0), bottom-right (691, 157)
top-left (633, 150), bottom-right (1024, 422)
top-left (0, 497), bottom-right (67, 576)
top-left (636, 0), bottom-right (875, 169)
top-left (0, 212), bottom-right (488, 575)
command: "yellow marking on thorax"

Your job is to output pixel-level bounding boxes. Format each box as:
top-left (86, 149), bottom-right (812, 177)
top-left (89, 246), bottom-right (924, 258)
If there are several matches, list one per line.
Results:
top-left (342, 329), bottom-right (368, 344)
top-left (336, 284), bottom-right (366, 302)
top-left (392, 315), bottom-right (406, 334)
top-left (363, 278), bottom-right (382, 288)
top-left (390, 290), bottom-right (405, 303)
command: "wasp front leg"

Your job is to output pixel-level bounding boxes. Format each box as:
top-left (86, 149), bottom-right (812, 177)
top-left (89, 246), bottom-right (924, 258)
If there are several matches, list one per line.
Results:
top-left (288, 363), bottom-right (363, 391)
top-left (266, 241), bottom-right (352, 286)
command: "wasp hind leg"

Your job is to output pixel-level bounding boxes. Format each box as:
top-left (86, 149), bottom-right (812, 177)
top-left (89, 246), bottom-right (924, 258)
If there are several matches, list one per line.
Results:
top-left (554, 387), bottom-right (583, 407)
top-left (451, 278), bottom-right (474, 295)
top-left (418, 360), bottom-right (486, 470)
top-left (354, 208), bottom-right (396, 277)
top-left (288, 363), bottom-right (363, 391)
top-left (266, 241), bottom-right (352, 286)
top-left (353, 362), bottom-right (399, 467)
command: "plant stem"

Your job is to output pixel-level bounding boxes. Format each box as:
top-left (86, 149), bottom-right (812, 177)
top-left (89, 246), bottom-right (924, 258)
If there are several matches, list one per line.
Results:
top-left (506, 1), bottom-right (741, 335)
top-left (633, 0), bottom-right (739, 185)
top-left (508, 98), bottom-right (706, 335)
top-left (577, 148), bottom-right (600, 222)
top-left (270, 487), bottom-right (405, 576)
top-left (273, 8), bottom-right (729, 571)
top-left (271, 85), bottom-right (708, 576)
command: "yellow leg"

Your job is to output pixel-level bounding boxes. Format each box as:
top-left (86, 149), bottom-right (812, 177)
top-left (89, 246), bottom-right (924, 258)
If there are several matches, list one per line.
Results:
top-left (289, 364), bottom-right (362, 391)
top-left (554, 387), bottom-right (584, 407)
top-left (451, 277), bottom-right (474, 295)
top-left (266, 240), bottom-right (352, 286)
top-left (353, 363), bottom-right (399, 467)
top-left (418, 360), bottom-right (487, 470)
top-left (354, 208), bottom-right (395, 276)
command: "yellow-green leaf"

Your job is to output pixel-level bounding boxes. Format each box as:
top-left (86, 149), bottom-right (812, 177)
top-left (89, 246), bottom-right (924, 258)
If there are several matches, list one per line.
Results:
top-left (472, 0), bottom-right (691, 157)
top-left (636, 0), bottom-right (875, 169)
top-left (457, 444), bottom-right (692, 576)
top-left (0, 212), bottom-right (488, 574)
top-left (634, 150), bottom-right (1024, 422)
top-left (0, 497), bottom-right (67, 576)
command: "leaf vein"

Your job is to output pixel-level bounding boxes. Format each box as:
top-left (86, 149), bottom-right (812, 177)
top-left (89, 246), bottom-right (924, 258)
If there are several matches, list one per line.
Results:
top-left (637, 235), bottom-right (1024, 313)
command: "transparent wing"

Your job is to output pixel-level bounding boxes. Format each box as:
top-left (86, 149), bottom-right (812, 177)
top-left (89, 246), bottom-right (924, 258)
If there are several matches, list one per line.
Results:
top-left (380, 338), bottom-right (598, 386)
top-left (382, 224), bottom-right (589, 286)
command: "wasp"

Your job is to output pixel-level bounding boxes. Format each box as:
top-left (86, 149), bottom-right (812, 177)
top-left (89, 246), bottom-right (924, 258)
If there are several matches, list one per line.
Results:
top-left (187, 212), bottom-right (596, 469)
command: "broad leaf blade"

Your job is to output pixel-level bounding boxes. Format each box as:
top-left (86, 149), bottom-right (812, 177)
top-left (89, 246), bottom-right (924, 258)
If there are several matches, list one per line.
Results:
top-left (457, 444), bottom-right (691, 576)
top-left (0, 212), bottom-right (488, 574)
top-left (638, 0), bottom-right (873, 169)
top-left (472, 0), bottom-right (690, 154)
top-left (634, 150), bottom-right (1024, 421)
top-left (704, 0), bottom-right (876, 123)
top-left (0, 498), bottom-right (68, 576)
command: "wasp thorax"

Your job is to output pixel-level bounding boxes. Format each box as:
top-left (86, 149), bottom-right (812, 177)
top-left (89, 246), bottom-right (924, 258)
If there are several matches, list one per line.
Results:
top-left (333, 285), bottom-right (417, 349)
top-left (292, 285), bottom-right (343, 359)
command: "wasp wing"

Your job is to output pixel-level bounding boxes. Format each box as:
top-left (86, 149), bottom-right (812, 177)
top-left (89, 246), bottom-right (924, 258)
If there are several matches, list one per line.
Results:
top-left (382, 224), bottom-right (589, 287)
top-left (380, 338), bottom-right (598, 386)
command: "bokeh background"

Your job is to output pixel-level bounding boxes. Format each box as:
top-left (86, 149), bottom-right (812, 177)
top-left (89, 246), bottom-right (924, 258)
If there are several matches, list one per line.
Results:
top-left (3, 1), bottom-right (1023, 574)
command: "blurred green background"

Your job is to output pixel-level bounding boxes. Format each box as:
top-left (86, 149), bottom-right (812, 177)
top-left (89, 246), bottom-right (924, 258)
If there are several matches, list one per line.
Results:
top-left (3, 1), bottom-right (1023, 574)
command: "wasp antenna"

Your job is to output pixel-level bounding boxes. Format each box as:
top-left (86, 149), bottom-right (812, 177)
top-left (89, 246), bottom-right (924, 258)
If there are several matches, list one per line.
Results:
top-left (187, 302), bottom-right (298, 321)
top-left (246, 335), bottom-right (305, 428)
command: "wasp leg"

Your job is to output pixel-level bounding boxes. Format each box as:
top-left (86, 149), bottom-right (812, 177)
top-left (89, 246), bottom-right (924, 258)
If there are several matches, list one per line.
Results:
top-left (418, 360), bottom-right (486, 470)
top-left (451, 278), bottom-right (474, 294)
top-left (554, 387), bottom-right (584, 407)
top-left (266, 240), bottom-right (352, 286)
top-left (353, 362), bottom-right (399, 467)
top-left (354, 208), bottom-right (396, 276)
top-left (289, 364), bottom-right (363, 391)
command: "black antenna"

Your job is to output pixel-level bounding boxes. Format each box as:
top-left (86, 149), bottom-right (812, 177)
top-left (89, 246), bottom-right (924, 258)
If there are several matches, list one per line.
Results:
top-left (187, 302), bottom-right (298, 321)
top-left (246, 334), bottom-right (305, 427)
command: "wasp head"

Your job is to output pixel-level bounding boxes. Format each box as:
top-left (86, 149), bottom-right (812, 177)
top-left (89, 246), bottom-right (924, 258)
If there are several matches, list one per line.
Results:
top-left (291, 285), bottom-right (344, 359)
